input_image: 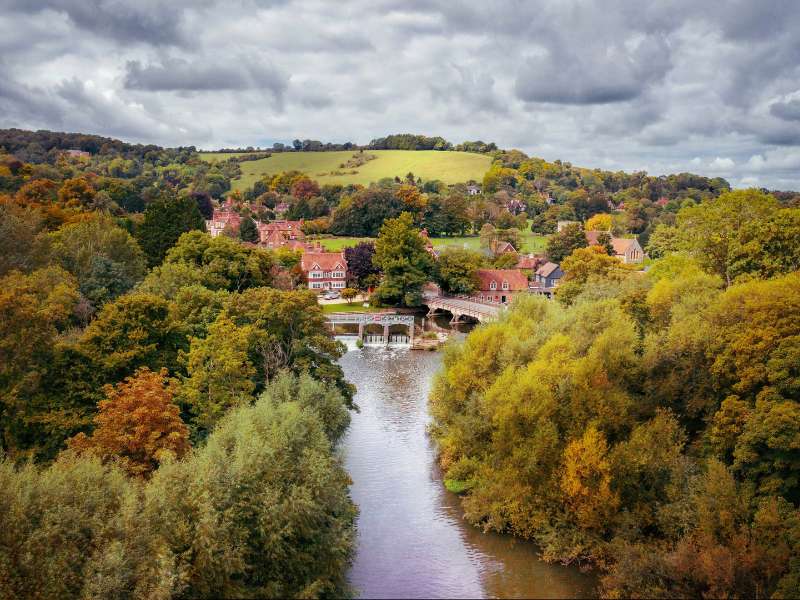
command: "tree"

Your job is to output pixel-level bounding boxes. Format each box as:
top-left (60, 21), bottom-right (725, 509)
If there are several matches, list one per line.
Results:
top-left (676, 189), bottom-right (780, 285)
top-left (41, 216), bottom-right (147, 306)
top-left (190, 190), bottom-right (214, 219)
top-left (341, 287), bottom-right (357, 304)
top-left (57, 176), bottom-right (95, 207)
top-left (224, 287), bottom-right (354, 403)
top-left (67, 367), bottom-right (190, 477)
top-left (596, 232), bottom-right (615, 256)
top-left (435, 247), bottom-right (484, 294)
top-left (290, 176), bottom-right (320, 200)
top-left (136, 192), bottom-right (206, 267)
top-left (372, 212), bottom-right (434, 306)
top-left (546, 222), bottom-right (588, 263)
top-left (561, 425), bottom-right (619, 530)
top-left (585, 213), bottom-right (612, 231)
top-left (79, 292), bottom-right (186, 383)
top-left (181, 314), bottom-right (256, 438)
top-left (238, 216), bottom-right (259, 243)
top-left (343, 241), bottom-right (380, 290)
top-left (646, 224), bottom-right (679, 259)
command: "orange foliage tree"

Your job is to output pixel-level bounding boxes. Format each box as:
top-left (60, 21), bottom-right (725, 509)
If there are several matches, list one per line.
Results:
top-left (68, 367), bottom-right (190, 476)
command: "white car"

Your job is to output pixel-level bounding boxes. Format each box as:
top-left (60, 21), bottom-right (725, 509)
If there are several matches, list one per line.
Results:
top-left (322, 291), bottom-right (341, 300)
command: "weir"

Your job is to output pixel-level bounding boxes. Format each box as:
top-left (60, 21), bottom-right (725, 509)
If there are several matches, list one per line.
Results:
top-left (326, 312), bottom-right (415, 346)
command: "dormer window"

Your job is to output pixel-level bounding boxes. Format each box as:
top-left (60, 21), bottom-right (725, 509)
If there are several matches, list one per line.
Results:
top-left (502, 281), bottom-right (509, 290)
top-left (489, 281), bottom-right (497, 290)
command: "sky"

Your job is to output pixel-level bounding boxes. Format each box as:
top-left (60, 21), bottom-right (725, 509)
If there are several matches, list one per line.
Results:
top-left (1, 0), bottom-right (800, 189)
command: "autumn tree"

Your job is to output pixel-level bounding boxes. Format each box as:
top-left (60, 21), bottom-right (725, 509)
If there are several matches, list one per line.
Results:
top-left (57, 176), bottom-right (95, 207)
top-left (585, 213), bottom-right (612, 231)
top-left (341, 287), bottom-right (357, 304)
top-left (67, 367), bottom-right (190, 477)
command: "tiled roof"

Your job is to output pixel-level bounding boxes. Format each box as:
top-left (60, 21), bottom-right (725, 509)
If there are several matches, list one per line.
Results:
top-left (517, 254), bottom-right (543, 270)
top-left (536, 262), bottom-right (561, 278)
top-left (475, 269), bottom-right (528, 291)
top-left (300, 252), bottom-right (347, 272)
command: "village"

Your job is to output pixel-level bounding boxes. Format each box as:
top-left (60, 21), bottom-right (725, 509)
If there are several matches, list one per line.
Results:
top-left (205, 197), bottom-right (646, 324)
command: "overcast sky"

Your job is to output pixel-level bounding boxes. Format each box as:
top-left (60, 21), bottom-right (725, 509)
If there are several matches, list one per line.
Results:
top-left (2, 0), bottom-right (800, 189)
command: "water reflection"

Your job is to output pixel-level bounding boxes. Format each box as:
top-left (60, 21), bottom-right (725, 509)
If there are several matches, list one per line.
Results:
top-left (339, 344), bottom-right (596, 599)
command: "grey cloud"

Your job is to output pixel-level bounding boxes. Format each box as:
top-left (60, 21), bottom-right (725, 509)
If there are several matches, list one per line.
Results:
top-left (771, 99), bottom-right (800, 122)
top-left (515, 34), bottom-right (673, 105)
top-left (124, 57), bottom-right (288, 98)
top-left (4, 0), bottom-right (195, 46)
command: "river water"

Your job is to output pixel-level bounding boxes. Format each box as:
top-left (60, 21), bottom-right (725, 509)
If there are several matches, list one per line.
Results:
top-left (339, 342), bottom-right (596, 599)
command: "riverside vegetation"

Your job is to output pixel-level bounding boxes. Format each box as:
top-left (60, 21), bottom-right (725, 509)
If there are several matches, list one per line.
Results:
top-left (1, 129), bottom-right (799, 598)
top-left (430, 189), bottom-right (800, 598)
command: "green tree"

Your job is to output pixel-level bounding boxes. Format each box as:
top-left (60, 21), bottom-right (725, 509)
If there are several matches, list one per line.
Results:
top-left (546, 222), bottom-right (587, 263)
top-left (136, 192), bottom-right (206, 267)
top-left (41, 216), bottom-right (146, 306)
top-left (341, 287), bottom-right (357, 304)
top-left (238, 216), bottom-right (259, 243)
top-left (372, 212), bottom-right (434, 306)
top-left (181, 314), bottom-right (256, 438)
top-left (435, 247), bottom-right (484, 294)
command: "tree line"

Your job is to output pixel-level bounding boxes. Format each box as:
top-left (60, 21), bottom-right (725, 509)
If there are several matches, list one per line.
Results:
top-left (429, 189), bottom-right (800, 598)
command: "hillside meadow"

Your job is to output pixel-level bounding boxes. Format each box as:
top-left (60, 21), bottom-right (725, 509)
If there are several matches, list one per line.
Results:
top-left (200, 150), bottom-right (492, 188)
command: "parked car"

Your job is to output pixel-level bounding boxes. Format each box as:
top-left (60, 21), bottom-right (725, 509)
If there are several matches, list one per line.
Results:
top-left (322, 290), bottom-right (341, 300)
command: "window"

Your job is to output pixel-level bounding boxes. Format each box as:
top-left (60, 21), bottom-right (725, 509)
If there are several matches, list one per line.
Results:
top-left (332, 281), bottom-right (345, 288)
top-left (490, 281), bottom-right (497, 290)
top-left (502, 281), bottom-right (509, 290)
top-left (309, 271), bottom-right (323, 279)
top-left (310, 282), bottom-right (323, 289)
top-left (332, 271), bottom-right (345, 278)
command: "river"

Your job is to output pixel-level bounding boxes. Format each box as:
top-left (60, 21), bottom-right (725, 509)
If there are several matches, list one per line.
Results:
top-left (338, 341), bottom-right (596, 599)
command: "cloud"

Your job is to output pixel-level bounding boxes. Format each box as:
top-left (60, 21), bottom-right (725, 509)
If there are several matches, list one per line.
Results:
top-left (1, 0), bottom-right (800, 188)
top-left (770, 98), bottom-right (800, 121)
top-left (515, 34), bottom-right (673, 105)
top-left (124, 57), bottom-right (288, 98)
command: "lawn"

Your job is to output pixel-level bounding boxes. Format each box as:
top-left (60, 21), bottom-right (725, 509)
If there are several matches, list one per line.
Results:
top-left (315, 237), bottom-right (373, 252)
top-left (320, 303), bottom-right (382, 314)
top-left (199, 150), bottom-right (491, 190)
top-left (312, 227), bottom-right (548, 254)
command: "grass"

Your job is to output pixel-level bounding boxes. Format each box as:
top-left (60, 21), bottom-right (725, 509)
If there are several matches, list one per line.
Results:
top-left (320, 303), bottom-right (382, 314)
top-left (314, 229), bottom-right (548, 254)
top-left (199, 150), bottom-right (492, 190)
top-left (315, 237), bottom-right (373, 251)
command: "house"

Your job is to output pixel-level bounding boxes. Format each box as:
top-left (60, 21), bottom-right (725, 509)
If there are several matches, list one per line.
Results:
top-left (63, 149), bottom-right (90, 159)
top-left (300, 251), bottom-right (348, 292)
top-left (533, 262), bottom-right (564, 289)
top-left (206, 204), bottom-right (242, 237)
top-left (466, 184), bottom-right (481, 196)
top-left (274, 201), bottom-right (290, 216)
top-left (260, 220), bottom-right (305, 240)
top-left (517, 253), bottom-right (544, 271)
top-left (585, 231), bottom-right (644, 264)
top-left (489, 239), bottom-right (518, 257)
top-left (470, 269), bottom-right (529, 305)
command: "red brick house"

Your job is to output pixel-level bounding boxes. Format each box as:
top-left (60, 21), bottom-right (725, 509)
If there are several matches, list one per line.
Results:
top-left (470, 268), bottom-right (529, 305)
top-left (300, 251), bottom-right (348, 292)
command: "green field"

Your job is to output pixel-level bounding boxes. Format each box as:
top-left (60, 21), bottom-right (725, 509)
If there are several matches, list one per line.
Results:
top-left (199, 150), bottom-right (491, 190)
top-left (316, 229), bottom-right (548, 254)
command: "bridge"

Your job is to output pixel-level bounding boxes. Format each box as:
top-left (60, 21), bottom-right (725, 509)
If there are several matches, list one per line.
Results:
top-left (424, 295), bottom-right (502, 323)
top-left (326, 312), bottom-right (415, 345)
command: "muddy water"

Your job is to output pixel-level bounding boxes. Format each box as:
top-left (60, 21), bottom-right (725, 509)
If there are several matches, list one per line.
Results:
top-left (339, 343), bottom-right (596, 599)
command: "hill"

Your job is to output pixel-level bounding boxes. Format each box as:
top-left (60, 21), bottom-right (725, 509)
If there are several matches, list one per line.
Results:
top-left (199, 150), bottom-right (492, 189)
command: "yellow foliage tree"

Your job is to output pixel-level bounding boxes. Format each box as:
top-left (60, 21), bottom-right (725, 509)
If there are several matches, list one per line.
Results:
top-left (585, 213), bottom-right (612, 231)
top-left (561, 424), bottom-right (619, 530)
